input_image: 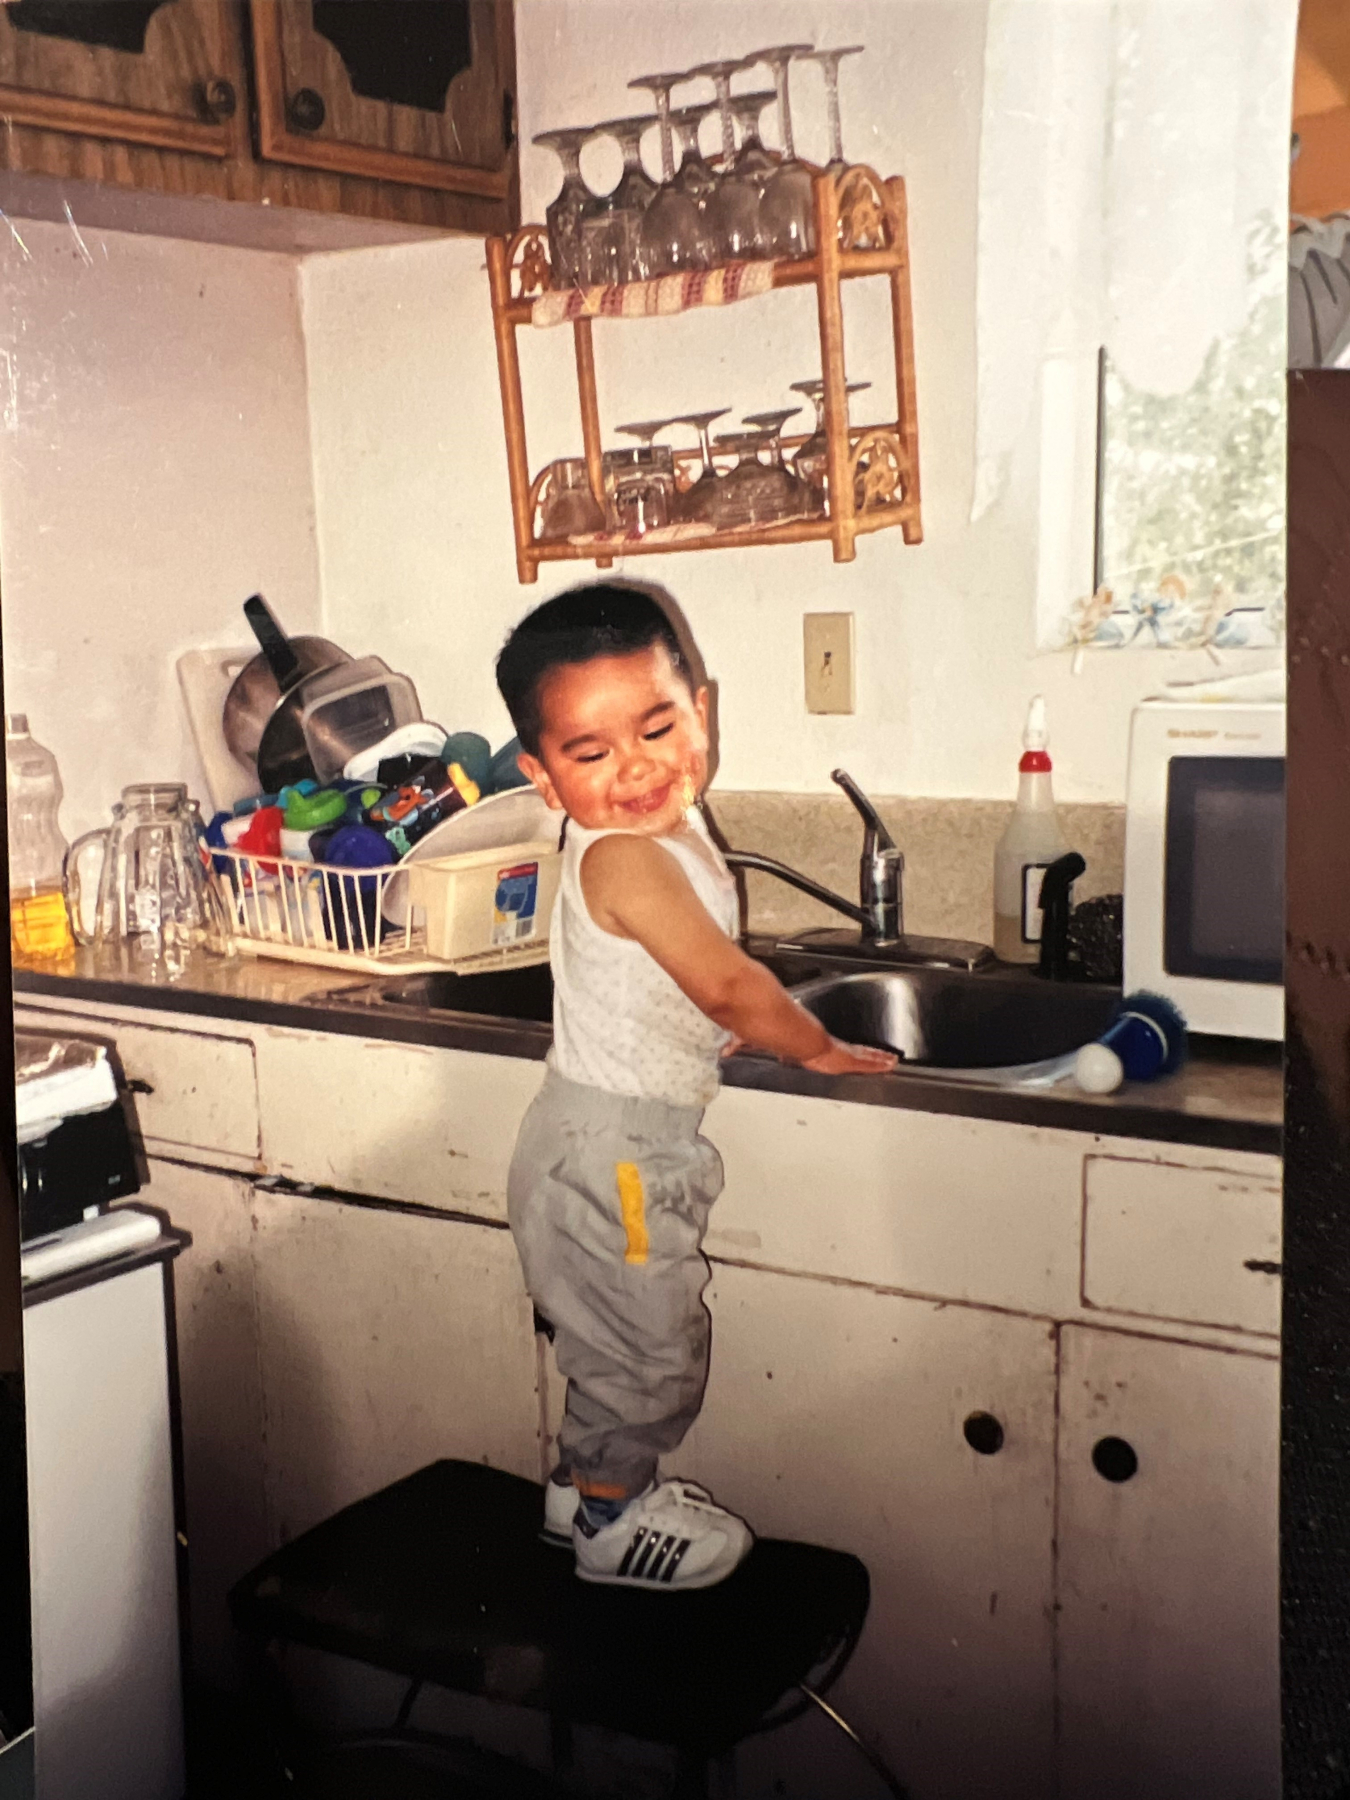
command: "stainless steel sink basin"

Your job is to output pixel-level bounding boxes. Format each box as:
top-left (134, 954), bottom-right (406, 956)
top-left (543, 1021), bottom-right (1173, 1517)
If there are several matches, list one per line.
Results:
top-left (793, 967), bottom-right (1119, 1074)
top-left (362, 963), bottom-right (554, 1023)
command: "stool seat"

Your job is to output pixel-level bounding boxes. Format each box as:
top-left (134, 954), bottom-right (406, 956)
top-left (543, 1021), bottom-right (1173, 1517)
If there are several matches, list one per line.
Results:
top-left (230, 1461), bottom-right (869, 1753)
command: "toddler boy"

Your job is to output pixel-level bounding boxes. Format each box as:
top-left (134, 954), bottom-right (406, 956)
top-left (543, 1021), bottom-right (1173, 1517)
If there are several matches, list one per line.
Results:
top-left (497, 584), bottom-right (893, 1590)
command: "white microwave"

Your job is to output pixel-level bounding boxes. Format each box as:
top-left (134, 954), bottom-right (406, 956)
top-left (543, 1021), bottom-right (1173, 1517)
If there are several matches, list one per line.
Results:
top-left (1123, 698), bottom-right (1285, 1040)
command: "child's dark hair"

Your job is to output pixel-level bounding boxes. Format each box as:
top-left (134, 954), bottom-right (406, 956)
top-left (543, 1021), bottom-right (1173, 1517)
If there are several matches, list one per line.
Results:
top-left (496, 584), bottom-right (693, 756)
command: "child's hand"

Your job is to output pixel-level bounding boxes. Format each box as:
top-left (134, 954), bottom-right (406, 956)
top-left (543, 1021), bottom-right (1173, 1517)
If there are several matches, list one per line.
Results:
top-left (720, 1034), bottom-right (745, 1059)
top-left (801, 1037), bottom-right (898, 1076)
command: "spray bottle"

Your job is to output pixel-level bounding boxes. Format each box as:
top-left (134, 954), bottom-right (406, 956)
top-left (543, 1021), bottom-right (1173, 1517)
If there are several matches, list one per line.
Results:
top-left (993, 696), bottom-right (1072, 964)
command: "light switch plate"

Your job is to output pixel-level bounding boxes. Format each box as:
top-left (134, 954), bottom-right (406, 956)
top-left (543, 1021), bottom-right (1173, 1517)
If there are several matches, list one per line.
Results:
top-left (803, 612), bottom-right (855, 713)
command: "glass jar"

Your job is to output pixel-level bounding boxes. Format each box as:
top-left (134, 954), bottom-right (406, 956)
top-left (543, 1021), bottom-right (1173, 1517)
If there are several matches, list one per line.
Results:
top-left (601, 446), bottom-right (676, 535)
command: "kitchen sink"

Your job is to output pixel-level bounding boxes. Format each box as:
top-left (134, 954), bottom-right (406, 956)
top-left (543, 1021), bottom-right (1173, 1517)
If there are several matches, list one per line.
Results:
top-left (348, 953), bottom-right (1120, 1080)
top-left (792, 967), bottom-right (1120, 1073)
top-left (366, 962), bottom-right (555, 1023)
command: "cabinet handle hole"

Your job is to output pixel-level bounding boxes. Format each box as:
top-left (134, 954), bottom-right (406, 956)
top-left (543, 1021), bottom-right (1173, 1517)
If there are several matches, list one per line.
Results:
top-left (126, 1078), bottom-right (155, 1096)
top-left (1091, 1436), bottom-right (1138, 1482)
top-left (963, 1411), bottom-right (1004, 1455)
top-left (289, 88), bottom-right (327, 133)
top-left (198, 77), bottom-right (236, 120)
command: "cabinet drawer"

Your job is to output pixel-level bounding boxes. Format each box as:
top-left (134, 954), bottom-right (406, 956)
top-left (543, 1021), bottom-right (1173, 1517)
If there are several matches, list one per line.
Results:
top-left (1083, 1155), bottom-right (1281, 1337)
top-left (113, 1021), bottom-right (260, 1161)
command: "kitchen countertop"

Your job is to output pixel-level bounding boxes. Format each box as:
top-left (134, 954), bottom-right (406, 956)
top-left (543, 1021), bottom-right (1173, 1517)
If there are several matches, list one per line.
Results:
top-left (12, 946), bottom-right (1283, 1158)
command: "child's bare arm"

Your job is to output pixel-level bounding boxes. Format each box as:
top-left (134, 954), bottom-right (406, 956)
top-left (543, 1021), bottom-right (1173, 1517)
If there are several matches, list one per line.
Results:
top-left (581, 835), bottom-right (896, 1075)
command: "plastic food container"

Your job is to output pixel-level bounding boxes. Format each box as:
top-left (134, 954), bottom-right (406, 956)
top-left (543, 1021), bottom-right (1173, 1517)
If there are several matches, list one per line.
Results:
top-left (407, 841), bottom-right (562, 964)
top-left (298, 657), bottom-right (422, 784)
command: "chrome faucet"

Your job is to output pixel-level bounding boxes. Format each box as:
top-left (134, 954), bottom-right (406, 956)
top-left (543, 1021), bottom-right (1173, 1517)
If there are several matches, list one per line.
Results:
top-left (834, 768), bottom-right (904, 943)
top-left (724, 770), bottom-right (993, 972)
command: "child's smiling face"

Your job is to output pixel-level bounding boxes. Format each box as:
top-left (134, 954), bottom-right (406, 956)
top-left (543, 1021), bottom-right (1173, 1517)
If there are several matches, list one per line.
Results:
top-left (517, 642), bottom-right (709, 835)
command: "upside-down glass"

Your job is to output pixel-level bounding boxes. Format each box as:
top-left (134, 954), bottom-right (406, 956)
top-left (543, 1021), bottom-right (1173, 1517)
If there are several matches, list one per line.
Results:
top-left (533, 126), bottom-right (600, 289)
top-left (790, 377), bottom-right (871, 502)
top-left (743, 409), bottom-right (816, 518)
top-left (801, 46), bottom-right (865, 176)
top-left (755, 45), bottom-right (817, 259)
top-left (692, 60), bottom-right (766, 260)
top-left (627, 71), bottom-right (685, 185)
top-left (601, 445), bottom-right (677, 534)
top-left (579, 114), bottom-right (659, 286)
top-left (728, 89), bottom-right (780, 191)
top-left (670, 104), bottom-right (719, 208)
top-left (706, 429), bottom-right (812, 528)
top-left (639, 104), bottom-right (718, 276)
top-left (671, 408), bottom-right (732, 522)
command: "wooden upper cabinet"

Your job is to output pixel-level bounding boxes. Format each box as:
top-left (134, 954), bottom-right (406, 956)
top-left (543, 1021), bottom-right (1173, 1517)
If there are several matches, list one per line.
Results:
top-left (0, 0), bottom-right (247, 158)
top-left (249, 0), bottom-right (515, 201)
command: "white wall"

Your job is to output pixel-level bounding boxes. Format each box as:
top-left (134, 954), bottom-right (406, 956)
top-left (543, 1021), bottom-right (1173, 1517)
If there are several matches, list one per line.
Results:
top-left (301, 0), bottom-right (1268, 805)
top-left (0, 221), bottom-right (322, 839)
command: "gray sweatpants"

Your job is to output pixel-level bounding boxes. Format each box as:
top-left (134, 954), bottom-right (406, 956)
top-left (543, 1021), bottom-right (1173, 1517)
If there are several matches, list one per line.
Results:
top-left (506, 1067), bottom-right (725, 1500)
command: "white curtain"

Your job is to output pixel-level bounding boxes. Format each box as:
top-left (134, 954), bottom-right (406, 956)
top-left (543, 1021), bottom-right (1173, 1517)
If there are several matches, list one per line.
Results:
top-left (973, 0), bottom-right (1298, 522)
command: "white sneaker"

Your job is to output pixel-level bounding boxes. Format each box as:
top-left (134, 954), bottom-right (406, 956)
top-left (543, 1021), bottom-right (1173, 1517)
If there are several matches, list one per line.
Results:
top-left (573, 1479), bottom-right (753, 1591)
top-left (541, 1478), bottom-right (580, 1547)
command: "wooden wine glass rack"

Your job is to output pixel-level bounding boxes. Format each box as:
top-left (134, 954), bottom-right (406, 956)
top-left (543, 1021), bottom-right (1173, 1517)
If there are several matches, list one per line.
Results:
top-left (486, 163), bottom-right (922, 585)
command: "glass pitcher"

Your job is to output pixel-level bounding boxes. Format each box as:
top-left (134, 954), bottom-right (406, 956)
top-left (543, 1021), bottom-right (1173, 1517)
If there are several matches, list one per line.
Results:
top-left (63, 783), bottom-right (224, 971)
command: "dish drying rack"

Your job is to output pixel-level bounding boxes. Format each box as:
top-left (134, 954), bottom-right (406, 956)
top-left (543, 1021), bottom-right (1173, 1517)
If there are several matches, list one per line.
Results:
top-left (207, 846), bottom-right (553, 977)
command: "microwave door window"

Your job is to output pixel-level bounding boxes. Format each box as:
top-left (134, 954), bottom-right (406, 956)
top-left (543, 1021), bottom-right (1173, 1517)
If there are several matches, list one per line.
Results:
top-left (1164, 757), bottom-right (1285, 985)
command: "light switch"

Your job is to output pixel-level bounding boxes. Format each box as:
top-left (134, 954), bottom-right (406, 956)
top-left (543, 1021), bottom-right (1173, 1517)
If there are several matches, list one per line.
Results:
top-left (803, 612), bottom-right (855, 714)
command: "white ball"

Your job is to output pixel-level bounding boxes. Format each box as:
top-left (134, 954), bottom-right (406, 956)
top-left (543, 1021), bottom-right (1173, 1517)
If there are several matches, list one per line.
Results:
top-left (1075, 1042), bottom-right (1124, 1094)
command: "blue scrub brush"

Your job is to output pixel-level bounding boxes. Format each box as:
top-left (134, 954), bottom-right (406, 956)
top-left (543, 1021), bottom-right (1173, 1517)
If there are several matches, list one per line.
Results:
top-left (1074, 991), bottom-right (1188, 1094)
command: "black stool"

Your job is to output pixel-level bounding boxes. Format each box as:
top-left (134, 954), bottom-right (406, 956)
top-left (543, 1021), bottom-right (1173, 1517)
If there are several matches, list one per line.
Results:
top-left (229, 1460), bottom-right (887, 1797)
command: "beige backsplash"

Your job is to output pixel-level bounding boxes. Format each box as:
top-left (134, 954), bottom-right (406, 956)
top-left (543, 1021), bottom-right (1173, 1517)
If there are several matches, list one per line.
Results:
top-left (703, 791), bottom-right (1125, 945)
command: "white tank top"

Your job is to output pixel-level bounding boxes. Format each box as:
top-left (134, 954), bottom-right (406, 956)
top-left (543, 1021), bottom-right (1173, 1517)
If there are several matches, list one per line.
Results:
top-left (549, 808), bottom-right (740, 1108)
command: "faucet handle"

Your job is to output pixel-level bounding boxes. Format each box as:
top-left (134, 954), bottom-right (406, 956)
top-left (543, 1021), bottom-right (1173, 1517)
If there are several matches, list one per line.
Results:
top-left (831, 769), bottom-right (896, 852)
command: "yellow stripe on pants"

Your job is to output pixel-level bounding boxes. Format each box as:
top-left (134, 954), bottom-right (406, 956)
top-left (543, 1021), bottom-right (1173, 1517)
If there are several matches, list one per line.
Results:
top-left (614, 1162), bottom-right (649, 1265)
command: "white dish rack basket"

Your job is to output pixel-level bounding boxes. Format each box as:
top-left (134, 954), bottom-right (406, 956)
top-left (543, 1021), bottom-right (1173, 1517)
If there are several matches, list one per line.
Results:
top-left (208, 840), bottom-right (562, 976)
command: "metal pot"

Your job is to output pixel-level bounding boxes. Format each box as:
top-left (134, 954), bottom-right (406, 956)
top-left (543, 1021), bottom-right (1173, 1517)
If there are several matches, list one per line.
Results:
top-left (222, 595), bottom-right (352, 793)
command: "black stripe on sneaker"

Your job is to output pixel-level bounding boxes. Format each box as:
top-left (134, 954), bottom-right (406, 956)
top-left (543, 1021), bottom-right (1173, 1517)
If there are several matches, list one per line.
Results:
top-left (659, 1538), bottom-right (691, 1583)
top-left (646, 1533), bottom-right (678, 1581)
top-left (629, 1531), bottom-right (660, 1579)
top-left (617, 1527), bottom-right (649, 1578)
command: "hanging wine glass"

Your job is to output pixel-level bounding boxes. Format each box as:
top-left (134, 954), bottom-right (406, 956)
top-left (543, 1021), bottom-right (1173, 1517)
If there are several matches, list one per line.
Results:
top-left (789, 377), bottom-right (871, 503)
top-left (671, 408), bottom-right (732, 522)
top-left (533, 125), bottom-right (601, 289)
top-left (691, 59), bottom-right (765, 260)
top-left (579, 114), bottom-right (658, 286)
top-left (751, 45), bottom-right (818, 259)
top-left (800, 46), bottom-right (865, 177)
top-left (727, 89), bottom-right (780, 192)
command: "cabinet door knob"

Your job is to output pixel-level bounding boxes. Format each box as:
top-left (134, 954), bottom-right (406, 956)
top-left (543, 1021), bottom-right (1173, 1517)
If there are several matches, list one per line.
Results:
top-left (288, 88), bottom-right (327, 133)
top-left (1091, 1436), bottom-right (1139, 1482)
top-left (963, 1411), bottom-right (1005, 1455)
top-left (198, 77), bottom-right (237, 120)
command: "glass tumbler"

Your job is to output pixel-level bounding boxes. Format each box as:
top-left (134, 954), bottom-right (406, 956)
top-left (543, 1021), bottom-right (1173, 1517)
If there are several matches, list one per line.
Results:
top-left (601, 446), bottom-right (677, 535)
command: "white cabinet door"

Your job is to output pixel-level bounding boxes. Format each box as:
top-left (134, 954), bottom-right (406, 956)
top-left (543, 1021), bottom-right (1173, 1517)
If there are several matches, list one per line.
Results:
top-left (250, 1190), bottom-right (542, 1545)
top-left (1056, 1325), bottom-right (1280, 1800)
top-left (675, 1265), bottom-right (1059, 1800)
top-left (135, 1160), bottom-right (270, 1691)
